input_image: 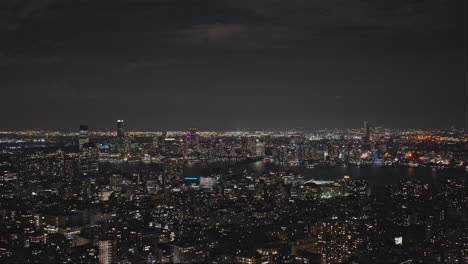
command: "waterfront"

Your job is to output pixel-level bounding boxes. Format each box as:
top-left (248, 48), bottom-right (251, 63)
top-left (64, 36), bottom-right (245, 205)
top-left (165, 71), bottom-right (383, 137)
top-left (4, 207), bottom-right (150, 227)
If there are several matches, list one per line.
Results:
top-left (186, 161), bottom-right (466, 186)
top-left (101, 160), bottom-right (467, 188)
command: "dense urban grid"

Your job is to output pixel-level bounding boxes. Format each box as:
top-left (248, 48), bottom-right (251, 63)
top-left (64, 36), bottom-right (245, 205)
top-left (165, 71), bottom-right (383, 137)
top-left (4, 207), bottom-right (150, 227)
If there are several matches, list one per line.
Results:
top-left (0, 120), bottom-right (466, 263)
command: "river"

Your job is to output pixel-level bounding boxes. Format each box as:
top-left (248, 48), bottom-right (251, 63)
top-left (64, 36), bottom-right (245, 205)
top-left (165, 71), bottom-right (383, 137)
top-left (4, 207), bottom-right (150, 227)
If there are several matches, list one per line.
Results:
top-left (100, 160), bottom-right (466, 188)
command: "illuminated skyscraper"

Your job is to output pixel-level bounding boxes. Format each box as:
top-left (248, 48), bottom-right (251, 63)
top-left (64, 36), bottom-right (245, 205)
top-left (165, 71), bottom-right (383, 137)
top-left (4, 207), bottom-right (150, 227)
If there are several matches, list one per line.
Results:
top-left (78, 125), bottom-right (89, 150)
top-left (186, 128), bottom-right (199, 157)
top-left (79, 143), bottom-right (99, 177)
top-left (99, 239), bottom-right (117, 264)
top-left (116, 120), bottom-right (125, 137)
top-left (79, 142), bottom-right (99, 199)
top-left (189, 128), bottom-right (199, 147)
top-left (255, 139), bottom-right (265, 157)
top-left (317, 220), bottom-right (352, 263)
top-left (115, 119), bottom-right (129, 158)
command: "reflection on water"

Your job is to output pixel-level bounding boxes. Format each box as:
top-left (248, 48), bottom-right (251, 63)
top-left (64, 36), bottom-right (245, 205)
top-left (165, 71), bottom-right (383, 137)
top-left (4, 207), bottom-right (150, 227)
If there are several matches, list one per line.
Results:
top-left (185, 161), bottom-right (466, 187)
top-left (102, 161), bottom-right (466, 188)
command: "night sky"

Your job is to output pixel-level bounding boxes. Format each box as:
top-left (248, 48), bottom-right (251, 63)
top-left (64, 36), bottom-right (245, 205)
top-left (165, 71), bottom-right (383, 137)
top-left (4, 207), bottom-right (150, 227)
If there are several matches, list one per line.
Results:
top-left (1, 0), bottom-right (465, 131)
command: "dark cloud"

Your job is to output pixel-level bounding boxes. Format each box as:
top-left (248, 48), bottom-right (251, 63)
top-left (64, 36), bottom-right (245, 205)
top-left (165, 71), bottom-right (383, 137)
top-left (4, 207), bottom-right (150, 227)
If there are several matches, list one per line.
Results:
top-left (112, 61), bottom-right (155, 73)
top-left (0, 0), bottom-right (57, 32)
top-left (180, 23), bottom-right (247, 44)
top-left (224, 0), bottom-right (459, 33)
top-left (0, 0), bottom-right (465, 130)
top-left (0, 53), bottom-right (61, 67)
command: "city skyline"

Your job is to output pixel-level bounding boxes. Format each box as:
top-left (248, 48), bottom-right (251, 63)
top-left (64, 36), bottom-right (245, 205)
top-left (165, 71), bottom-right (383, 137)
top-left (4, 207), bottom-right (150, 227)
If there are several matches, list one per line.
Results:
top-left (1, 120), bottom-right (465, 133)
top-left (1, 0), bottom-right (466, 130)
top-left (0, 116), bottom-right (466, 263)
top-left (1, 1), bottom-right (467, 263)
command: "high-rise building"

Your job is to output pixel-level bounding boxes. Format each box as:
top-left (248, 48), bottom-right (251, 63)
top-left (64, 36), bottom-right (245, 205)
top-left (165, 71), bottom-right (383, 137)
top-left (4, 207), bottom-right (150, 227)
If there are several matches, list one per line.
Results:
top-left (79, 143), bottom-right (99, 178)
top-left (146, 180), bottom-right (160, 194)
top-left (317, 220), bottom-right (352, 263)
top-left (78, 125), bottom-right (89, 150)
top-left (110, 173), bottom-right (123, 191)
top-left (171, 245), bottom-right (206, 263)
top-left (99, 239), bottom-right (117, 264)
top-left (116, 120), bottom-right (125, 137)
top-left (190, 128), bottom-right (199, 147)
top-left (186, 128), bottom-right (199, 156)
top-left (115, 119), bottom-right (129, 158)
top-left (362, 121), bottom-right (370, 143)
top-left (255, 139), bottom-right (265, 157)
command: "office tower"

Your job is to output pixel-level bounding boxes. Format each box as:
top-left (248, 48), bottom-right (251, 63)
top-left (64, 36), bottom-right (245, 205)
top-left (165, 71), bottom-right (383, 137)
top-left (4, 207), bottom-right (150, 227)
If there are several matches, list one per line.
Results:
top-left (116, 120), bottom-right (125, 137)
top-left (363, 121), bottom-right (370, 143)
top-left (171, 245), bottom-right (206, 263)
top-left (155, 131), bottom-right (167, 154)
top-left (146, 180), bottom-right (160, 194)
top-left (115, 119), bottom-right (129, 158)
top-left (255, 139), bottom-right (265, 157)
top-left (186, 128), bottom-right (199, 157)
top-left (317, 220), bottom-right (351, 263)
top-left (339, 175), bottom-right (351, 195)
top-left (79, 143), bottom-right (99, 177)
top-left (99, 239), bottom-right (117, 264)
top-left (110, 173), bottom-right (123, 192)
top-left (78, 125), bottom-right (90, 150)
top-left (189, 128), bottom-right (199, 149)
top-left (110, 173), bottom-right (123, 187)
top-left (399, 179), bottom-right (423, 199)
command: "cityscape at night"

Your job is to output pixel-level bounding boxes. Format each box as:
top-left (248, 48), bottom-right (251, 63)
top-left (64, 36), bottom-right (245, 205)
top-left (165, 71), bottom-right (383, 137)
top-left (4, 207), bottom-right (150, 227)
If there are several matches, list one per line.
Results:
top-left (0, 121), bottom-right (466, 263)
top-left (1, 0), bottom-right (467, 263)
